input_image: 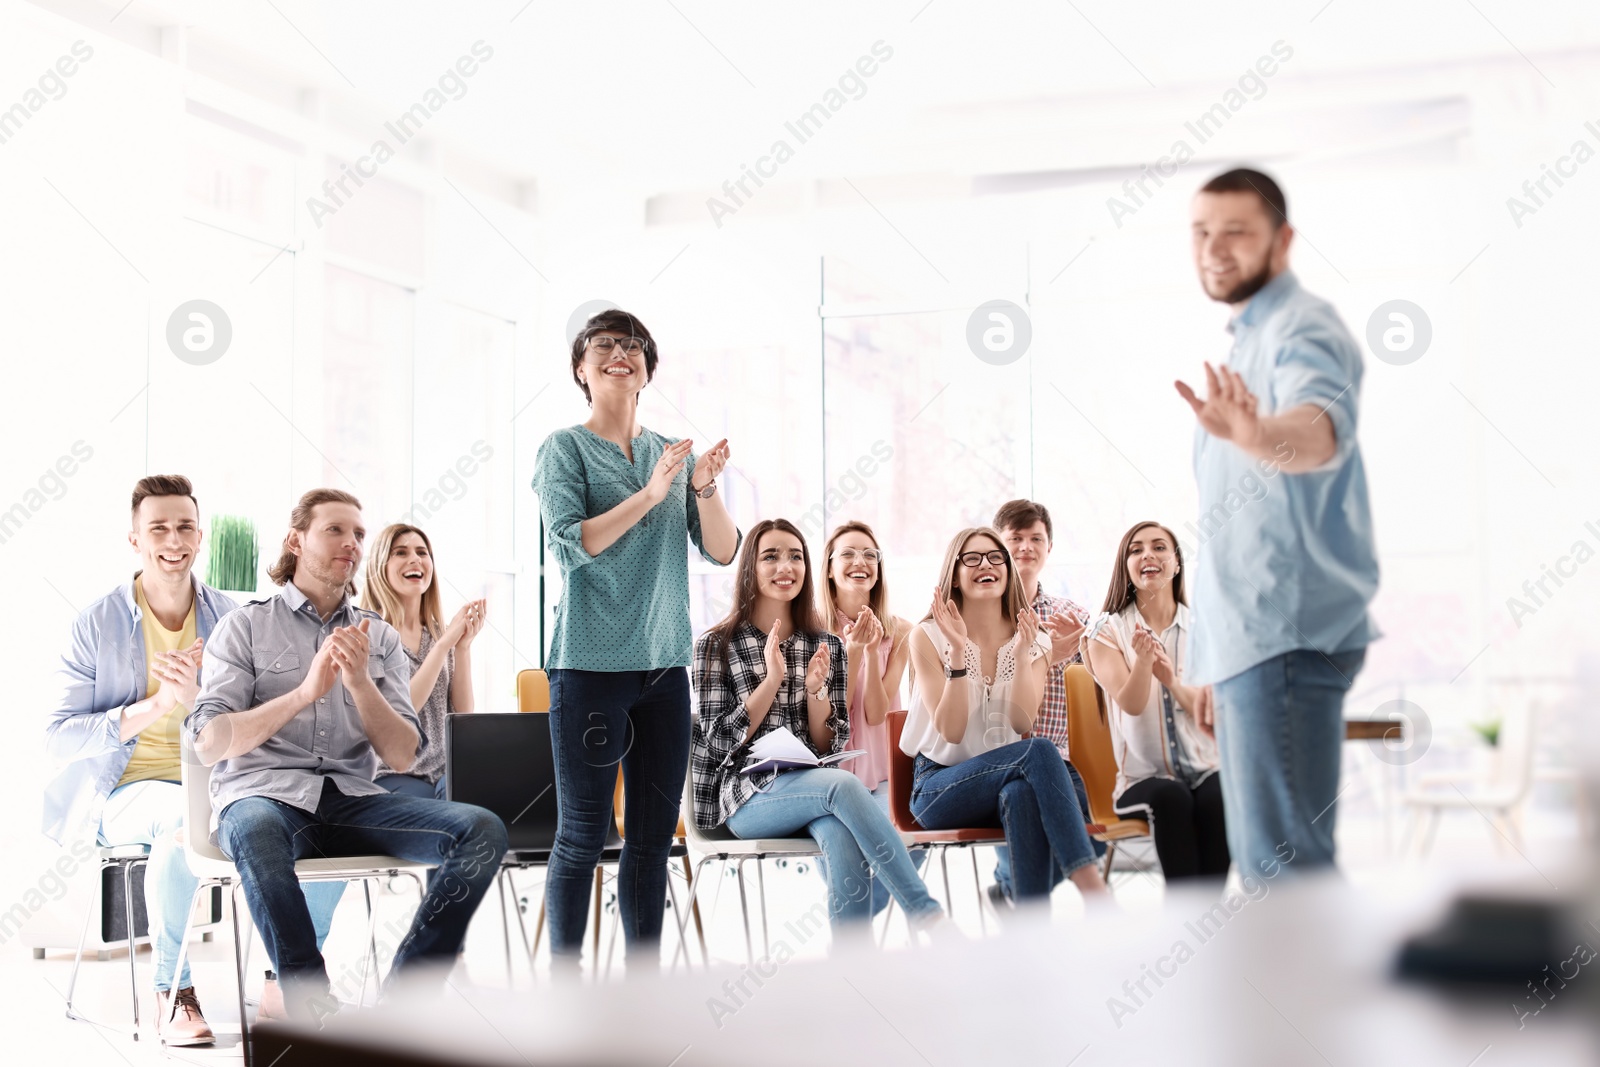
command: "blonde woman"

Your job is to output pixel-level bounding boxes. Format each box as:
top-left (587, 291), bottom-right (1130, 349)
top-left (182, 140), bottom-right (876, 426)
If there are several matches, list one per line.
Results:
top-left (902, 527), bottom-right (1108, 905)
top-left (360, 524), bottom-right (484, 799)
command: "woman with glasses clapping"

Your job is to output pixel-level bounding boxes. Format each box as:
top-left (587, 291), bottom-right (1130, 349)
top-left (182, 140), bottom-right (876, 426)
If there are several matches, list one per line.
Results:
top-left (532, 309), bottom-right (742, 972)
top-left (901, 527), bottom-right (1109, 907)
top-left (816, 520), bottom-right (924, 916)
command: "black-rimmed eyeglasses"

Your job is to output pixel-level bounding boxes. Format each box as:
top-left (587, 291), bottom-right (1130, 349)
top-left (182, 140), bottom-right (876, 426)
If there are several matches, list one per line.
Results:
top-left (958, 550), bottom-right (1007, 568)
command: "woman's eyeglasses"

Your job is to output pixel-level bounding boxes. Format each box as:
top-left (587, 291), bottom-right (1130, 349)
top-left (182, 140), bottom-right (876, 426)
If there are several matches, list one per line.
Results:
top-left (831, 549), bottom-right (883, 565)
top-left (586, 336), bottom-right (646, 357)
top-left (958, 550), bottom-right (1008, 568)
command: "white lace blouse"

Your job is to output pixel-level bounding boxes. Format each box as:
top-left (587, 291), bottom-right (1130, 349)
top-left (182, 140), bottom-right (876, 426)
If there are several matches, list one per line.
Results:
top-left (900, 618), bottom-right (1052, 767)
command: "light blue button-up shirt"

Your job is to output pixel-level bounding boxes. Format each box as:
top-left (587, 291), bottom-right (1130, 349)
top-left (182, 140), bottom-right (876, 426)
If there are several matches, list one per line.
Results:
top-left (43, 573), bottom-right (238, 844)
top-left (187, 581), bottom-right (419, 828)
top-left (1186, 270), bottom-right (1381, 686)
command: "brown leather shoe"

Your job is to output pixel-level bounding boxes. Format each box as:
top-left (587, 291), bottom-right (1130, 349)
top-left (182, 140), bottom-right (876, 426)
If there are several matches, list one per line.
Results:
top-left (157, 987), bottom-right (215, 1047)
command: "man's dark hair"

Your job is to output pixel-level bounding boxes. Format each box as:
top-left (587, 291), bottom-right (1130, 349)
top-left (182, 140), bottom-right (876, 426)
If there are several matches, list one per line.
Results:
top-left (131, 475), bottom-right (198, 522)
top-left (1200, 167), bottom-right (1288, 228)
top-left (569, 308), bottom-right (659, 405)
top-left (992, 498), bottom-right (1052, 543)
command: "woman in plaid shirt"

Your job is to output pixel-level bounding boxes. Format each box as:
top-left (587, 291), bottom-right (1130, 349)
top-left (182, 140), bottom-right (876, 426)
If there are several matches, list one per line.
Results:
top-left (689, 519), bottom-right (947, 935)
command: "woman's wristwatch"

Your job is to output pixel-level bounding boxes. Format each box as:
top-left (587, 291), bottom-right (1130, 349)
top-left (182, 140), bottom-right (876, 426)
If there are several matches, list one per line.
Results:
top-left (944, 662), bottom-right (968, 679)
top-left (695, 481), bottom-right (717, 499)
top-left (809, 684), bottom-right (828, 703)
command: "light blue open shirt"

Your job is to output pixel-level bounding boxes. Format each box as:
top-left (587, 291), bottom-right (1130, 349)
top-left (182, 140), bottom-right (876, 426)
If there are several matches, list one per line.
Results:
top-left (1187, 270), bottom-right (1381, 686)
top-left (43, 574), bottom-right (238, 844)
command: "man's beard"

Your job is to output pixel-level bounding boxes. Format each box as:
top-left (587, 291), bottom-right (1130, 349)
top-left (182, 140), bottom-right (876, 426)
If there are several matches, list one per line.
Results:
top-left (1206, 259), bottom-right (1274, 306)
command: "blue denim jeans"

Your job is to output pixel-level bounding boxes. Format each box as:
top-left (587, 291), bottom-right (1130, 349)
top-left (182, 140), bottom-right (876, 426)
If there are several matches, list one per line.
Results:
top-left (98, 779), bottom-right (342, 991)
top-left (911, 737), bottom-right (1097, 900)
top-left (727, 768), bottom-right (941, 927)
top-left (377, 773), bottom-right (448, 800)
top-left (814, 783), bottom-right (927, 916)
top-left (992, 759), bottom-right (1102, 900)
top-left (545, 667), bottom-right (691, 964)
top-left (216, 777), bottom-right (506, 1013)
top-left (1212, 647), bottom-right (1367, 878)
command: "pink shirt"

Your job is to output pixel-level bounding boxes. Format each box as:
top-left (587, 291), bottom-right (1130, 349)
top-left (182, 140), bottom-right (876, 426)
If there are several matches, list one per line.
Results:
top-left (838, 615), bottom-right (898, 791)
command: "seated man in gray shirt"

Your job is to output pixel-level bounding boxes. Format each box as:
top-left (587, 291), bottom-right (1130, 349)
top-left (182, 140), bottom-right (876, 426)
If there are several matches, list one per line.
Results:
top-left (187, 488), bottom-right (507, 1022)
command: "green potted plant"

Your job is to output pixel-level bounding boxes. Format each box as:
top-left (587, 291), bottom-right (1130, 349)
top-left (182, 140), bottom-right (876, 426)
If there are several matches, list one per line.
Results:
top-left (1470, 717), bottom-right (1503, 748)
top-left (207, 515), bottom-right (258, 594)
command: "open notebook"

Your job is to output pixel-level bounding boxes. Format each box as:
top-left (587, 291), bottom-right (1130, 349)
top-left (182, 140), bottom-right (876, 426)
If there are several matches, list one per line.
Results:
top-left (740, 725), bottom-right (863, 776)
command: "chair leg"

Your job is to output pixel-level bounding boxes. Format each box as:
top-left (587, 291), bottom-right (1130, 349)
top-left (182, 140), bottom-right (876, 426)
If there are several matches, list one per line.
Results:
top-left (735, 859), bottom-right (754, 966)
top-left (497, 870), bottom-right (513, 982)
top-left (969, 848), bottom-right (987, 935)
top-left (1101, 841), bottom-right (1117, 882)
top-left (64, 860), bottom-right (102, 1025)
top-left (122, 859), bottom-right (141, 1032)
top-left (231, 882), bottom-right (254, 1067)
top-left (756, 858), bottom-right (771, 959)
top-left (591, 867), bottom-right (604, 965)
top-left (506, 870), bottom-right (534, 976)
top-left (361, 881), bottom-right (381, 1008)
top-left (671, 856), bottom-right (715, 972)
top-left (682, 852), bottom-right (707, 961)
top-left (939, 848), bottom-right (954, 918)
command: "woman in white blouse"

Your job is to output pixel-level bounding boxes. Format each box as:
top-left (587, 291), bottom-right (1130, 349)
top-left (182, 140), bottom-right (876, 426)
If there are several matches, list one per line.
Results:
top-left (902, 527), bottom-right (1108, 904)
top-left (1084, 521), bottom-right (1228, 883)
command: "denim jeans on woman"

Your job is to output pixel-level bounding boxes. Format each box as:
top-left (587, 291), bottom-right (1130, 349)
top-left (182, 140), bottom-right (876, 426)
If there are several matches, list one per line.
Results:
top-left (1212, 647), bottom-right (1366, 879)
top-left (727, 768), bottom-right (941, 928)
top-left (911, 737), bottom-right (1097, 899)
top-left (545, 667), bottom-right (691, 965)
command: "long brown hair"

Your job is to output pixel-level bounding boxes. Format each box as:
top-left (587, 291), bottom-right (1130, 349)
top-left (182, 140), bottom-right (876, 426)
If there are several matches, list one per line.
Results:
top-left (267, 488), bottom-right (363, 589)
top-left (360, 524), bottom-right (444, 638)
top-left (1100, 520), bottom-right (1186, 615)
top-left (700, 518), bottom-right (827, 681)
top-left (818, 520), bottom-right (894, 643)
top-left (922, 526), bottom-right (1029, 624)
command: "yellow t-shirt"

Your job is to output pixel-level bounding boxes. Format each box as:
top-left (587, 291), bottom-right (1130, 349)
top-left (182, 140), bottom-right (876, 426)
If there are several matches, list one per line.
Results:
top-left (114, 583), bottom-right (197, 788)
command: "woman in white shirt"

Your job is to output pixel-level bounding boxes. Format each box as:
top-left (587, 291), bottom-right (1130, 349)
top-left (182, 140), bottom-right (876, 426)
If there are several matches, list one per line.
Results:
top-left (1084, 521), bottom-right (1228, 883)
top-left (902, 527), bottom-right (1108, 904)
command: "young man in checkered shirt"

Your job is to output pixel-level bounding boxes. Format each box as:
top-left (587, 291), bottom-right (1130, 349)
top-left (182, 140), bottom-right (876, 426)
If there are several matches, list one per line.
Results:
top-left (989, 500), bottom-right (1105, 905)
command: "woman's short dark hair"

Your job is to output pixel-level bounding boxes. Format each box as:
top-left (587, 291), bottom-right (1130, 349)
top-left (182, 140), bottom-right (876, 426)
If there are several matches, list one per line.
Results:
top-left (569, 309), bottom-right (659, 405)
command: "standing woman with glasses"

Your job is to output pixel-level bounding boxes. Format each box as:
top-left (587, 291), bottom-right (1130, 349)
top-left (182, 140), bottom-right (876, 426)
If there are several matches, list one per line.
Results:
top-left (532, 309), bottom-right (741, 970)
top-left (817, 520), bottom-right (923, 915)
top-left (902, 528), bottom-right (1109, 906)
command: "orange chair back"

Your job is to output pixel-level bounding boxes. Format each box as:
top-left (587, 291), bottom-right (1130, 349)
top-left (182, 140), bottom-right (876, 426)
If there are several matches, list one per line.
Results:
top-left (1064, 663), bottom-right (1125, 827)
top-left (516, 668), bottom-right (550, 713)
top-left (884, 710), bottom-right (921, 833)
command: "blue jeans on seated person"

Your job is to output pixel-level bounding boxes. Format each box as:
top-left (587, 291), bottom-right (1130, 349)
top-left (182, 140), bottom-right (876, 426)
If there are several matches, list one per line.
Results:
top-left (911, 737), bottom-right (1097, 901)
top-left (992, 759), bottom-right (1101, 901)
top-left (97, 779), bottom-right (344, 992)
top-left (217, 777), bottom-right (506, 1014)
top-left (726, 768), bottom-right (942, 928)
top-left (814, 782), bottom-right (927, 917)
top-left (1212, 646), bottom-right (1366, 879)
top-left (377, 773), bottom-right (448, 800)
top-left (545, 667), bottom-right (691, 965)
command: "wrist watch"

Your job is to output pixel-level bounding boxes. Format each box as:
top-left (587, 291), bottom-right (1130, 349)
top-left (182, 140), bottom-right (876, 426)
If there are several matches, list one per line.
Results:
top-left (944, 663), bottom-right (968, 679)
top-left (810, 685), bottom-right (828, 703)
top-left (695, 481), bottom-right (717, 499)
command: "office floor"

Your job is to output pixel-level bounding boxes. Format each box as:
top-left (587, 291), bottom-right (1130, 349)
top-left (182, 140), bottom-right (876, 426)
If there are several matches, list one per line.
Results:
top-left (8, 784), bottom-right (1587, 1067)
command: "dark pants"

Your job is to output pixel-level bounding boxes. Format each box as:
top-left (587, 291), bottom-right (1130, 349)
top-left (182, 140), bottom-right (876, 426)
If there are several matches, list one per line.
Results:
top-left (217, 778), bottom-right (506, 1018)
top-left (544, 667), bottom-right (691, 964)
top-left (1115, 774), bottom-right (1230, 882)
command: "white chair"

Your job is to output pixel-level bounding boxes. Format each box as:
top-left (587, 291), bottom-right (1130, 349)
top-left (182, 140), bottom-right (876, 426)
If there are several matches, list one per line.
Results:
top-left (168, 749), bottom-right (433, 1066)
top-left (675, 758), bottom-right (823, 967)
top-left (1403, 704), bottom-right (1539, 859)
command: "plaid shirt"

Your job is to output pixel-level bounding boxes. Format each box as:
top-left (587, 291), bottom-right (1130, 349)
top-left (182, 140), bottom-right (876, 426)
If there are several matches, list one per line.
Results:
top-left (689, 622), bottom-right (849, 829)
top-left (1029, 584), bottom-right (1091, 759)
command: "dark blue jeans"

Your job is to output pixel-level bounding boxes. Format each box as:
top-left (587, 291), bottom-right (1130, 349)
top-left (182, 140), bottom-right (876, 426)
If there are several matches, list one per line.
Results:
top-left (216, 778), bottom-right (506, 1015)
top-left (544, 667), bottom-right (690, 964)
top-left (992, 759), bottom-right (1102, 900)
top-left (911, 737), bottom-right (1097, 900)
top-left (377, 772), bottom-right (448, 800)
top-left (1212, 647), bottom-right (1366, 878)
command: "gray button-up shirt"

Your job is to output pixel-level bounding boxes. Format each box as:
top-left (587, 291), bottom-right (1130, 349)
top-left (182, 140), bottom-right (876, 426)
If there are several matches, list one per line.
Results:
top-left (187, 580), bottom-right (420, 829)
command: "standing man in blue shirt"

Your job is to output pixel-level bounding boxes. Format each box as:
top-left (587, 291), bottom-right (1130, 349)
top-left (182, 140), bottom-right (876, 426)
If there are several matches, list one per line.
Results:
top-left (1175, 168), bottom-right (1380, 878)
